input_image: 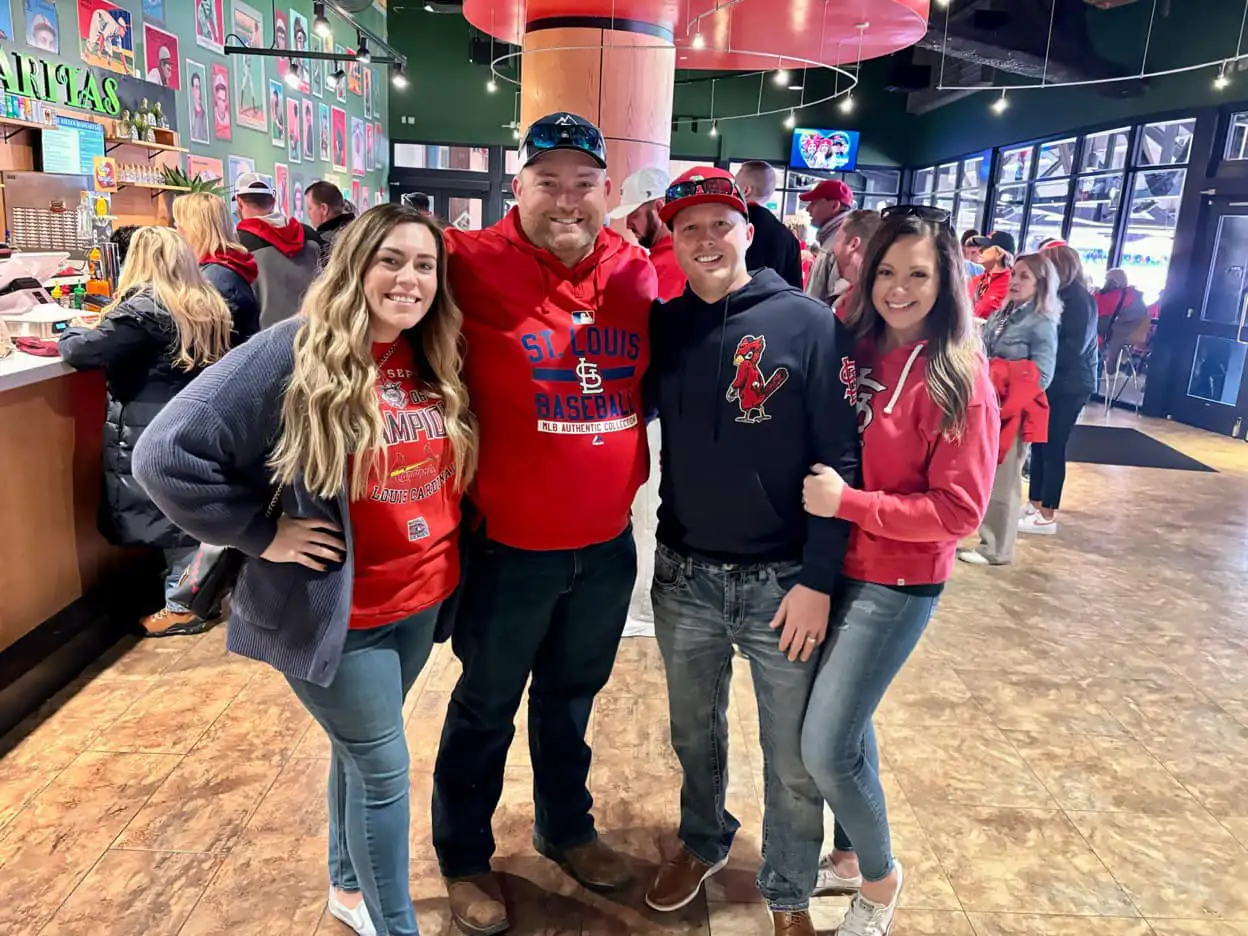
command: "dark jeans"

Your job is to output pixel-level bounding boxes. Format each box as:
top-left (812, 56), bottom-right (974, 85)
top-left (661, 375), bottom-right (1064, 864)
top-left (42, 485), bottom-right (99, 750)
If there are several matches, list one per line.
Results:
top-left (1028, 392), bottom-right (1088, 510)
top-left (432, 526), bottom-right (637, 878)
top-left (652, 545), bottom-right (822, 911)
top-left (286, 606), bottom-right (440, 936)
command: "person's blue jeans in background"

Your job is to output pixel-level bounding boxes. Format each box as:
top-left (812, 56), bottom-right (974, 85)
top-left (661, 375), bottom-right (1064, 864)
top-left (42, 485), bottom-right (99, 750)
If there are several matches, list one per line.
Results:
top-left (287, 605), bottom-right (440, 936)
top-left (163, 546), bottom-right (199, 613)
top-left (652, 544), bottom-right (823, 912)
top-left (800, 580), bottom-right (938, 882)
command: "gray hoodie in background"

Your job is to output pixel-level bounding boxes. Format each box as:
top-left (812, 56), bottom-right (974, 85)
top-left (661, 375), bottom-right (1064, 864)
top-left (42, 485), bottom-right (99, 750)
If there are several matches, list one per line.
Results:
top-left (236, 213), bottom-right (323, 328)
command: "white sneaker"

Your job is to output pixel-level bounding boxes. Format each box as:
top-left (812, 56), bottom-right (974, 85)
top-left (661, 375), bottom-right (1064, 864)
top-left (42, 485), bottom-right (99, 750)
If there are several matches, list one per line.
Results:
top-left (957, 549), bottom-right (990, 565)
top-left (328, 887), bottom-right (376, 936)
top-left (1018, 514), bottom-right (1057, 536)
top-left (836, 862), bottom-right (904, 936)
top-left (815, 853), bottom-right (863, 895)
top-left (1020, 503), bottom-right (1039, 519)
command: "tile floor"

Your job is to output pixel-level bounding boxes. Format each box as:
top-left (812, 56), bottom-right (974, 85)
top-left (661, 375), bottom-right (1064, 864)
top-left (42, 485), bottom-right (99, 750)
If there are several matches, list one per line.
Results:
top-left (3, 411), bottom-right (1248, 935)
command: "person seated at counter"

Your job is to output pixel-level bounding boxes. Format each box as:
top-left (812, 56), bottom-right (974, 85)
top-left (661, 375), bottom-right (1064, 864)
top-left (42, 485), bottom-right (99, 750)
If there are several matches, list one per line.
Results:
top-left (57, 227), bottom-right (238, 638)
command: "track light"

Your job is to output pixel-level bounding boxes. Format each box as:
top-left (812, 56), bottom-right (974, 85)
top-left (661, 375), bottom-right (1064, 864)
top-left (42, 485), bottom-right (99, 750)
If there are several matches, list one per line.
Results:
top-left (839, 93), bottom-right (854, 113)
top-left (512, 126), bottom-right (521, 139)
top-left (784, 109), bottom-right (796, 129)
top-left (992, 89), bottom-right (1009, 114)
top-left (1215, 61), bottom-right (1231, 90)
top-left (486, 78), bottom-right (497, 93)
top-left (284, 60), bottom-right (301, 89)
top-left (692, 32), bottom-right (705, 49)
top-left (392, 63), bottom-right (409, 89)
top-left (709, 120), bottom-right (718, 137)
top-left (774, 69), bottom-right (789, 85)
top-left (356, 34), bottom-right (371, 65)
top-left (312, 2), bottom-right (331, 37)
top-left (328, 67), bottom-right (346, 90)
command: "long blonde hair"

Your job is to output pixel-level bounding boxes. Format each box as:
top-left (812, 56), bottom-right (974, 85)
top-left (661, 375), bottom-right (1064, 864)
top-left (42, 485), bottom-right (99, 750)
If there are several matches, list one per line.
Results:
top-left (1010, 252), bottom-right (1063, 321)
top-left (172, 191), bottom-right (245, 259)
top-left (269, 204), bottom-right (478, 500)
top-left (105, 226), bottom-right (233, 370)
top-left (846, 213), bottom-right (982, 439)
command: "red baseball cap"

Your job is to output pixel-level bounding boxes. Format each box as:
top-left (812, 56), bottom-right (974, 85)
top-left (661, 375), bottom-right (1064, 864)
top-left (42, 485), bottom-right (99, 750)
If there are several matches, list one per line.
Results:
top-left (658, 166), bottom-right (749, 228)
top-left (799, 179), bottom-right (854, 206)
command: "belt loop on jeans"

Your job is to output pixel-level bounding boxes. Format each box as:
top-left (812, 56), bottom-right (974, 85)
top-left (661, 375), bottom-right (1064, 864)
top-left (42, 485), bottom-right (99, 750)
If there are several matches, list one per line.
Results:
top-left (684, 556), bottom-right (695, 578)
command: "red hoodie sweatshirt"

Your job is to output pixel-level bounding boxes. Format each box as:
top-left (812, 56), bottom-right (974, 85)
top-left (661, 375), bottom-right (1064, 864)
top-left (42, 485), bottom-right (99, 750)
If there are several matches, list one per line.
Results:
top-left (969, 267), bottom-right (1011, 320)
top-left (649, 236), bottom-right (686, 302)
top-left (445, 208), bottom-right (656, 550)
top-left (236, 216), bottom-right (308, 257)
top-left (202, 248), bottom-right (258, 284)
top-left (836, 339), bottom-right (1000, 587)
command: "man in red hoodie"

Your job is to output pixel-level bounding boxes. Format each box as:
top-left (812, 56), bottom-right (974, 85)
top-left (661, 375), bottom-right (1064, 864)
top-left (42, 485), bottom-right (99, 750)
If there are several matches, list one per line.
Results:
top-left (432, 113), bottom-right (656, 935)
top-left (234, 172), bottom-right (323, 327)
top-left (609, 166), bottom-right (686, 301)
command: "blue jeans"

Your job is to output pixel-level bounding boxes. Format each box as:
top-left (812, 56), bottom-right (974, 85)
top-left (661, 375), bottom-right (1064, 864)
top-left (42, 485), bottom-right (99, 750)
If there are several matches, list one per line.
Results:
top-left (432, 526), bottom-right (636, 878)
top-left (287, 606), bottom-right (440, 936)
top-left (651, 544), bottom-right (823, 912)
top-left (163, 546), bottom-right (198, 613)
top-left (800, 580), bottom-right (938, 882)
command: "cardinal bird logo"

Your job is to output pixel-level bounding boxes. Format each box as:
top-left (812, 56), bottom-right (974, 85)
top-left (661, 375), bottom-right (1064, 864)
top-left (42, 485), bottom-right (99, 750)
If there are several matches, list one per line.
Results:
top-left (725, 334), bottom-right (789, 424)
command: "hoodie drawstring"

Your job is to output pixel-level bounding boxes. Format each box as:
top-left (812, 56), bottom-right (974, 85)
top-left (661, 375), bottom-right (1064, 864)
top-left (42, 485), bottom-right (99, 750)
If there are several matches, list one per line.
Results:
top-left (883, 342), bottom-right (925, 415)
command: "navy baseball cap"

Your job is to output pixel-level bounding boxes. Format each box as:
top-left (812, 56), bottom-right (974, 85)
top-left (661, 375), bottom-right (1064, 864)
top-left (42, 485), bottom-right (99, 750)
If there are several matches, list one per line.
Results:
top-left (518, 113), bottom-right (607, 169)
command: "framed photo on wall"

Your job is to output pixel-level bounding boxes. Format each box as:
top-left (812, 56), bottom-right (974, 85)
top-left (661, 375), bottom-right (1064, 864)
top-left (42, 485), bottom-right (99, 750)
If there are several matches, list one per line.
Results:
top-left (232, 0), bottom-right (267, 132)
top-left (186, 60), bottom-right (210, 145)
top-left (302, 98), bottom-right (314, 161)
top-left (195, 0), bottom-right (224, 54)
top-left (143, 23), bottom-right (180, 89)
top-left (268, 78), bottom-right (285, 148)
top-left (287, 97), bottom-right (301, 164)
top-left (211, 62), bottom-right (231, 141)
top-left (318, 102), bottom-right (330, 163)
top-left (331, 106), bottom-right (347, 172)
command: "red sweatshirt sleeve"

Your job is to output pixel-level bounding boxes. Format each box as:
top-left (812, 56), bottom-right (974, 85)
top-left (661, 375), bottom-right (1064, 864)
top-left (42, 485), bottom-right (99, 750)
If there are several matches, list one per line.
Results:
top-left (972, 272), bottom-right (1010, 320)
top-left (836, 395), bottom-right (999, 543)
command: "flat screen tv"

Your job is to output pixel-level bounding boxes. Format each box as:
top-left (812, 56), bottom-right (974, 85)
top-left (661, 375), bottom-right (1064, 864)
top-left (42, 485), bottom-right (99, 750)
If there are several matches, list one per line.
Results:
top-left (790, 128), bottom-right (860, 172)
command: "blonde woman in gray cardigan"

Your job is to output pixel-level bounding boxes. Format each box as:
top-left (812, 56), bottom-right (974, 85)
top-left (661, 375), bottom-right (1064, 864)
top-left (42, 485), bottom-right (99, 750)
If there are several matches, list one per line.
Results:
top-left (959, 251), bottom-right (1060, 566)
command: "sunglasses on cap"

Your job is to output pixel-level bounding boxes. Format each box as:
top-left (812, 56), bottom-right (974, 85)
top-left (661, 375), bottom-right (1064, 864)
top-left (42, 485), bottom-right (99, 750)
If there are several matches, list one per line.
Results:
top-left (664, 176), bottom-right (747, 204)
top-left (522, 121), bottom-right (607, 164)
top-left (882, 204), bottom-right (954, 230)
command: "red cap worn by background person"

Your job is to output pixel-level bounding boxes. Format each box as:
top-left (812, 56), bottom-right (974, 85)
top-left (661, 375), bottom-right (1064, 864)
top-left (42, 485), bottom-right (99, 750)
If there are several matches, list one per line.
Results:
top-left (799, 179), bottom-right (855, 207)
top-left (658, 166), bottom-right (749, 228)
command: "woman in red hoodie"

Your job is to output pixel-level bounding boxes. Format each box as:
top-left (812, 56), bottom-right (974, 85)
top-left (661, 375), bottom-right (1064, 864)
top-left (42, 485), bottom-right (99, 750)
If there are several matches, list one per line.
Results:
top-left (173, 192), bottom-right (261, 343)
top-left (797, 207), bottom-right (999, 936)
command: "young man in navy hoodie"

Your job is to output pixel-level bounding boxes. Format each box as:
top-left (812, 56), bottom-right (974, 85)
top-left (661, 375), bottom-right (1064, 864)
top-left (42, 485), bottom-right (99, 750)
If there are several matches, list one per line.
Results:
top-left (644, 168), bottom-right (860, 936)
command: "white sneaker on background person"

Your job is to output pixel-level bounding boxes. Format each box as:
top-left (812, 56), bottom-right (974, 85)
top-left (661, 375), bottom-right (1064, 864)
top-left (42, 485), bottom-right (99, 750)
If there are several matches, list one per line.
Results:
top-left (1018, 513), bottom-right (1058, 535)
top-left (814, 852), bottom-right (863, 895)
top-left (835, 862), bottom-right (904, 936)
top-left (328, 888), bottom-right (376, 936)
top-left (1020, 503), bottom-right (1038, 519)
top-left (957, 549), bottom-right (991, 565)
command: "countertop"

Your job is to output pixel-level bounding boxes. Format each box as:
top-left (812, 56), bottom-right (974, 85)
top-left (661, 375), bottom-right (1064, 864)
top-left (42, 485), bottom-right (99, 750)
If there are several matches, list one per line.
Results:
top-left (0, 351), bottom-right (73, 393)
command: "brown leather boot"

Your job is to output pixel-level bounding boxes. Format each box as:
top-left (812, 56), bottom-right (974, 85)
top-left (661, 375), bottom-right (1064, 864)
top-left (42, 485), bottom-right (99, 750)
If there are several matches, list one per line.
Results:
top-left (773, 910), bottom-right (817, 936)
top-left (140, 608), bottom-right (209, 638)
top-left (446, 874), bottom-right (509, 936)
top-left (534, 834), bottom-right (634, 893)
top-left (645, 848), bottom-right (728, 912)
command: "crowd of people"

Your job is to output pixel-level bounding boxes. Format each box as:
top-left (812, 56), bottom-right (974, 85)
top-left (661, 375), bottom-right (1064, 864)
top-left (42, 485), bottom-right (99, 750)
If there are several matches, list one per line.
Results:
top-left (52, 112), bottom-right (1116, 936)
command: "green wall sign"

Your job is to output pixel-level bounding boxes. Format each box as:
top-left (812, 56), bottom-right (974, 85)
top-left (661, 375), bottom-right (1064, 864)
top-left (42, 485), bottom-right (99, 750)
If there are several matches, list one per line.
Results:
top-left (0, 51), bottom-right (120, 119)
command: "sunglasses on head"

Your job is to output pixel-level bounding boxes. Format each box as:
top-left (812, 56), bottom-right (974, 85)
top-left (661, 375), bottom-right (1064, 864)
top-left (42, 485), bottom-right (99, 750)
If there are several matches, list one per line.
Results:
top-left (664, 176), bottom-right (747, 205)
top-left (524, 122), bottom-right (607, 161)
top-left (882, 204), bottom-right (954, 230)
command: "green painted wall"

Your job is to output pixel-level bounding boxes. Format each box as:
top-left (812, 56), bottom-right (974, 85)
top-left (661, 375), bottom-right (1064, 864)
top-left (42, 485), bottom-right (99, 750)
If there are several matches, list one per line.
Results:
top-left (0, 0), bottom-right (389, 214)
top-left (387, 10), bottom-right (908, 166)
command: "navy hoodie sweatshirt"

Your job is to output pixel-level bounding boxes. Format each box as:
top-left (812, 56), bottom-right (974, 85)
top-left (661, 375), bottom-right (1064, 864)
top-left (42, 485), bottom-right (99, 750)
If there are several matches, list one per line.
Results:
top-left (648, 268), bottom-right (861, 594)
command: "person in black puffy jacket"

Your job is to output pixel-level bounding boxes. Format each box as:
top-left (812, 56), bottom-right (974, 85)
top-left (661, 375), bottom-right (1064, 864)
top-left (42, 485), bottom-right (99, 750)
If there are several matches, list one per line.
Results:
top-left (1021, 244), bottom-right (1099, 536)
top-left (58, 226), bottom-right (236, 636)
top-left (172, 191), bottom-right (261, 342)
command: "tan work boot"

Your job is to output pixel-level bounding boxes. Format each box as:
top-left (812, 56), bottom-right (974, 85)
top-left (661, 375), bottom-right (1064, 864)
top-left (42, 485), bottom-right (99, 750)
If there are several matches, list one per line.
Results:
top-left (773, 910), bottom-right (817, 935)
top-left (645, 848), bottom-right (728, 912)
top-left (534, 834), bottom-right (634, 893)
top-left (141, 608), bottom-right (209, 638)
top-left (445, 874), bottom-right (509, 936)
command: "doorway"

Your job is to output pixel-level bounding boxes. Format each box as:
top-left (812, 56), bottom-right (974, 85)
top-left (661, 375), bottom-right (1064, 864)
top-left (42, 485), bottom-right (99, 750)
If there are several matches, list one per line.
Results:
top-left (393, 184), bottom-right (492, 231)
top-left (1170, 195), bottom-right (1248, 437)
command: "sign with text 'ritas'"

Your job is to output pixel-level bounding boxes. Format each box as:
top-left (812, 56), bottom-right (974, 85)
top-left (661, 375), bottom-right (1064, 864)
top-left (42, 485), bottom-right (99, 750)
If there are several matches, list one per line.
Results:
top-left (0, 50), bottom-right (121, 118)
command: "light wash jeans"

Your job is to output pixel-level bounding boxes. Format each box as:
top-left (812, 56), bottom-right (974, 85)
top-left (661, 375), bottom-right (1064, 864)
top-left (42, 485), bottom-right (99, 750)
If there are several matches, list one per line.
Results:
top-left (287, 605), bottom-right (440, 936)
top-left (800, 580), bottom-right (938, 882)
top-left (652, 544), bottom-right (823, 912)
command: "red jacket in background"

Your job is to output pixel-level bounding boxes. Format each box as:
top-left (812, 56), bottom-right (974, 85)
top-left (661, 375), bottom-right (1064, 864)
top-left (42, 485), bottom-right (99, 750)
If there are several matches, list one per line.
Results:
top-left (445, 209), bottom-right (656, 551)
top-left (649, 236), bottom-right (686, 302)
top-left (970, 267), bottom-right (1011, 320)
top-left (836, 340), bottom-right (999, 587)
top-left (989, 357), bottom-right (1050, 462)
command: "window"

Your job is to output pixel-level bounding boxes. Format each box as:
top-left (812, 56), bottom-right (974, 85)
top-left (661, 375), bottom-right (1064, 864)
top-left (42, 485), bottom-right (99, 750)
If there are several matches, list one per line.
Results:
top-left (1120, 168), bottom-right (1186, 303)
top-left (935, 163), bottom-right (959, 193)
top-left (1036, 138), bottom-right (1077, 179)
top-left (914, 167), bottom-right (934, 196)
top-left (1070, 173), bottom-right (1124, 288)
top-left (393, 144), bottom-right (489, 171)
top-left (991, 184), bottom-right (1026, 241)
top-left (1137, 118), bottom-right (1195, 167)
top-left (1226, 113), bottom-right (1248, 161)
top-left (1082, 128), bottom-right (1131, 172)
top-left (998, 146), bottom-right (1034, 184)
top-left (505, 148), bottom-right (519, 175)
top-left (1024, 179), bottom-right (1071, 252)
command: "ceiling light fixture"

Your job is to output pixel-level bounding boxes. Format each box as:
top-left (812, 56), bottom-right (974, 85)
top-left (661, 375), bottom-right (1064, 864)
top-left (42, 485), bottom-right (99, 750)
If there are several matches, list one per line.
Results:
top-left (328, 67), bottom-right (347, 90)
top-left (356, 34), bottom-right (371, 64)
top-left (284, 59), bottom-right (301, 89)
top-left (692, 32), bottom-right (705, 50)
top-left (774, 68), bottom-right (789, 85)
top-left (709, 119), bottom-right (718, 137)
top-left (992, 88), bottom-right (1009, 113)
top-left (313, 2), bottom-right (331, 37)
top-left (788, 83), bottom-right (804, 91)
top-left (839, 93), bottom-right (854, 113)
top-left (487, 78), bottom-right (497, 92)
top-left (1215, 60), bottom-right (1231, 90)
top-left (784, 109), bottom-right (796, 129)
top-left (392, 62), bottom-right (409, 89)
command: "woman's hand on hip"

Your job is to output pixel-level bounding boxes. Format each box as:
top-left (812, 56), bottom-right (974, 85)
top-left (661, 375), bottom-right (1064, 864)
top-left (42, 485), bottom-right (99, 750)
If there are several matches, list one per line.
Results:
top-left (803, 463), bottom-right (845, 518)
top-left (261, 515), bottom-right (346, 571)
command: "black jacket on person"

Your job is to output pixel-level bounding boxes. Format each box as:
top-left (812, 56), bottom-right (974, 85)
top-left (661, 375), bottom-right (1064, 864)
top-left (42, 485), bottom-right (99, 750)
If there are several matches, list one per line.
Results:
top-left (315, 212), bottom-right (355, 265)
top-left (745, 202), bottom-right (804, 290)
top-left (58, 289), bottom-right (214, 549)
top-left (1052, 281), bottom-right (1099, 397)
top-left (648, 268), bottom-right (861, 594)
top-left (201, 255), bottom-right (261, 344)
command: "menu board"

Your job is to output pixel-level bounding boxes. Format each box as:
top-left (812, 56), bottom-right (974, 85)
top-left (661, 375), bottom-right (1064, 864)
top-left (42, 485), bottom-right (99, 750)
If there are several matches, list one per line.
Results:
top-left (40, 117), bottom-right (107, 176)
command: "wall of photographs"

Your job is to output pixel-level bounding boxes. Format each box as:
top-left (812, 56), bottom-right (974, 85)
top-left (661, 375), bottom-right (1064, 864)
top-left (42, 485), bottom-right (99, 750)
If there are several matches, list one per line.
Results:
top-left (0, 0), bottom-right (391, 220)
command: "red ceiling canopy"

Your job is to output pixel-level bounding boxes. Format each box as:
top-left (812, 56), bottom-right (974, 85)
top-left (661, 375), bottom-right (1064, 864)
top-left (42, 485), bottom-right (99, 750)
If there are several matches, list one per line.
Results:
top-left (463, 0), bottom-right (931, 71)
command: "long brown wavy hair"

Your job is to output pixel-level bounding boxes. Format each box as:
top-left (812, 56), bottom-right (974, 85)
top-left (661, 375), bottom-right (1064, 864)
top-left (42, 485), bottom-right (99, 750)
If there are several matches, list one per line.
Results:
top-left (269, 204), bottom-right (478, 500)
top-left (844, 213), bottom-right (983, 439)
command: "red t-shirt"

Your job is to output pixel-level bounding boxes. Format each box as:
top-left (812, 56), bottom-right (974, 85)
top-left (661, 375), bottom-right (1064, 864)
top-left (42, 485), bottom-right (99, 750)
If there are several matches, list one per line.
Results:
top-left (348, 339), bottom-right (462, 629)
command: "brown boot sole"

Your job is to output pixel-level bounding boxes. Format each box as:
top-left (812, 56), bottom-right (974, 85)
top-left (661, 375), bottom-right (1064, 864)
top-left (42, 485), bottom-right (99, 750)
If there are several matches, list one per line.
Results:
top-left (449, 908), bottom-right (510, 936)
